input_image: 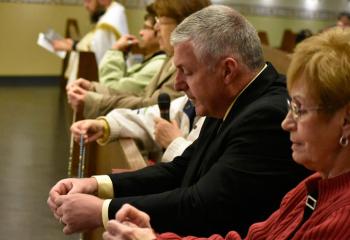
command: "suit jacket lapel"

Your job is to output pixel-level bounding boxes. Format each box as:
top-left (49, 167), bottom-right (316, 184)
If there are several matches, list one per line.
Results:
top-left (182, 117), bottom-right (222, 185)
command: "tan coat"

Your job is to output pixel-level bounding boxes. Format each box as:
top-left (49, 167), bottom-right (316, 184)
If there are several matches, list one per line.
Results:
top-left (84, 57), bottom-right (183, 118)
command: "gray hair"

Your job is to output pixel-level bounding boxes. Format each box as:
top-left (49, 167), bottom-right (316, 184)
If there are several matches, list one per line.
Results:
top-left (170, 5), bottom-right (264, 70)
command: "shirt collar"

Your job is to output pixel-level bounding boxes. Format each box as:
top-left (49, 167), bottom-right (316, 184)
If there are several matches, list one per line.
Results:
top-left (223, 64), bottom-right (267, 121)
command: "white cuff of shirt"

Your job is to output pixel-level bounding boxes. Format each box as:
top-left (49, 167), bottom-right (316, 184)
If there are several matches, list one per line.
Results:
top-left (92, 175), bottom-right (114, 199)
top-left (102, 199), bottom-right (112, 229)
top-left (161, 137), bottom-right (192, 162)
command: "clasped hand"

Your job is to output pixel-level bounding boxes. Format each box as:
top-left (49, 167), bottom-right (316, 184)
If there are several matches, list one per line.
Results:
top-left (47, 178), bottom-right (103, 234)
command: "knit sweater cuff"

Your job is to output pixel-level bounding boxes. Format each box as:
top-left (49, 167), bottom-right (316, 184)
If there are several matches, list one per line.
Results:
top-left (161, 137), bottom-right (191, 162)
top-left (105, 114), bottom-right (123, 142)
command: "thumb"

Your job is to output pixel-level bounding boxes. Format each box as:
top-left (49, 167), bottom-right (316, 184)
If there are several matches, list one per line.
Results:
top-left (171, 120), bottom-right (179, 128)
top-left (154, 117), bottom-right (162, 125)
top-left (67, 182), bottom-right (81, 195)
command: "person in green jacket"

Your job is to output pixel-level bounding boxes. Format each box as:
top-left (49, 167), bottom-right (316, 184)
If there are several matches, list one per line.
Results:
top-left (66, 4), bottom-right (166, 110)
top-left (96, 3), bottom-right (166, 94)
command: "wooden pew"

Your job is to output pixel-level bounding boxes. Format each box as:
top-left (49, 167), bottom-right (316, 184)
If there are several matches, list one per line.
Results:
top-left (279, 29), bottom-right (296, 53)
top-left (258, 31), bottom-right (269, 46)
top-left (68, 51), bottom-right (99, 178)
top-left (68, 51), bottom-right (147, 175)
top-left (65, 51), bottom-right (147, 240)
top-left (61, 18), bottom-right (81, 89)
top-left (262, 44), bottom-right (291, 75)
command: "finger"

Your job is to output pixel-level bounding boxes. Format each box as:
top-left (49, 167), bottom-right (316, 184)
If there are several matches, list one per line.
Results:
top-left (73, 135), bottom-right (80, 143)
top-left (59, 217), bottom-right (65, 226)
top-left (50, 210), bottom-right (60, 220)
top-left (107, 221), bottom-right (132, 237)
top-left (67, 89), bottom-right (79, 99)
top-left (121, 221), bottom-right (137, 227)
top-left (72, 129), bottom-right (84, 142)
top-left (76, 78), bottom-right (88, 86)
top-left (87, 133), bottom-right (103, 143)
top-left (48, 188), bottom-right (61, 203)
top-left (81, 121), bottom-right (95, 134)
top-left (71, 86), bottom-right (83, 94)
top-left (171, 120), bottom-right (179, 127)
top-left (102, 231), bottom-right (113, 240)
top-left (66, 82), bottom-right (75, 91)
top-left (106, 220), bottom-right (120, 236)
top-left (102, 232), bottom-right (113, 240)
top-left (116, 204), bottom-right (140, 222)
top-left (49, 188), bottom-right (60, 201)
top-left (77, 85), bottom-right (87, 94)
top-left (70, 123), bottom-right (85, 137)
top-left (47, 199), bottom-right (61, 220)
top-left (55, 194), bottom-right (68, 207)
top-left (54, 180), bottom-right (73, 196)
top-left (125, 34), bottom-right (135, 39)
top-left (154, 117), bottom-right (162, 124)
top-left (63, 224), bottom-right (75, 235)
top-left (50, 186), bottom-right (68, 201)
top-left (47, 196), bottom-right (58, 212)
top-left (56, 205), bottom-right (64, 217)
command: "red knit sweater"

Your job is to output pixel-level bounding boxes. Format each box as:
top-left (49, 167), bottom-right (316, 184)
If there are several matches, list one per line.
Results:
top-left (158, 171), bottom-right (350, 240)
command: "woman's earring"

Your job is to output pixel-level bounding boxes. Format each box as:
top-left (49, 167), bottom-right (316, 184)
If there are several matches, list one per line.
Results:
top-left (339, 135), bottom-right (349, 147)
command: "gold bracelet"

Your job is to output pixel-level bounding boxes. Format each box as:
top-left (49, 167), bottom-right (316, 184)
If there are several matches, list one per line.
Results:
top-left (96, 117), bottom-right (110, 144)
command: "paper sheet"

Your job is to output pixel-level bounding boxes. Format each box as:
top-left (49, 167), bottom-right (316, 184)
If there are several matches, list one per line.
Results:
top-left (37, 32), bottom-right (67, 59)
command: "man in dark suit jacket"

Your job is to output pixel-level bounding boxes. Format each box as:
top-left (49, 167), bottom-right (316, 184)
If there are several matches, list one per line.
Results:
top-left (48, 5), bottom-right (310, 237)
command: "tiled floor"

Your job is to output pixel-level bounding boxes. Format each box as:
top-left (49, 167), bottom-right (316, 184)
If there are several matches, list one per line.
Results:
top-left (0, 85), bottom-right (78, 239)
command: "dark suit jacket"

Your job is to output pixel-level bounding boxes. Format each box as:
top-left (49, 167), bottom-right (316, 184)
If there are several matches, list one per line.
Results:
top-left (107, 63), bottom-right (311, 237)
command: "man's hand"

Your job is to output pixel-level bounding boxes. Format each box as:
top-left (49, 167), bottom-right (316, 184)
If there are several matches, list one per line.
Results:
top-left (47, 178), bottom-right (98, 220)
top-left (55, 193), bottom-right (104, 234)
top-left (154, 118), bottom-right (183, 148)
top-left (52, 38), bottom-right (74, 51)
top-left (70, 119), bottom-right (105, 143)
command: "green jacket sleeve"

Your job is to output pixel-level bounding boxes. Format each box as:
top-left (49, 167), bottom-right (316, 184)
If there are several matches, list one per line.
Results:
top-left (99, 50), bottom-right (167, 95)
top-left (98, 50), bottom-right (127, 88)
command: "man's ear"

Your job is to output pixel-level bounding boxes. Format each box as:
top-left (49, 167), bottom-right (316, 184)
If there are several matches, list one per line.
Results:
top-left (222, 57), bottom-right (238, 85)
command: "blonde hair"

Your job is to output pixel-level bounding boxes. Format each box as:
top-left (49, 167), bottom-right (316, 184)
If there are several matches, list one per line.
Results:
top-left (287, 27), bottom-right (350, 111)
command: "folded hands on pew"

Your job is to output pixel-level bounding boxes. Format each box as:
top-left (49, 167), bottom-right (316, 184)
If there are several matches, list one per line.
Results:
top-left (47, 178), bottom-right (103, 234)
top-left (66, 78), bottom-right (93, 111)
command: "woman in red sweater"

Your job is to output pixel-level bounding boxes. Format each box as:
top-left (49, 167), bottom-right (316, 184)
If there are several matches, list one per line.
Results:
top-left (101, 17), bottom-right (350, 240)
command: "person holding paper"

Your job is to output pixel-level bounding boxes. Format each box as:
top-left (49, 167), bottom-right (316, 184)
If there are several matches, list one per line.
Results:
top-left (53, 0), bottom-right (128, 65)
